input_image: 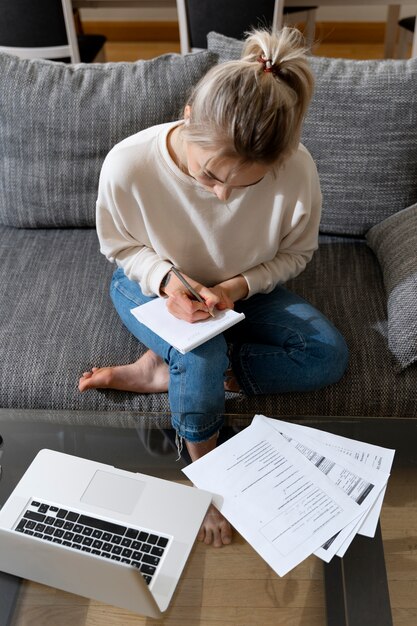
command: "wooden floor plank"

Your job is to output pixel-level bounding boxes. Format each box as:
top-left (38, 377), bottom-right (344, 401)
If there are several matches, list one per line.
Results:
top-left (391, 609), bottom-right (417, 626)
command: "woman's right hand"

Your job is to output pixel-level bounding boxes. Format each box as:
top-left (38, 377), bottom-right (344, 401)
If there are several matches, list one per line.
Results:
top-left (161, 271), bottom-right (221, 323)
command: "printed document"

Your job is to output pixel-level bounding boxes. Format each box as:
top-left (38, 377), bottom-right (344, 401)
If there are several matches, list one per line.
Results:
top-left (263, 417), bottom-right (395, 540)
top-left (183, 417), bottom-right (364, 576)
top-left (255, 416), bottom-right (391, 561)
top-left (183, 415), bottom-right (393, 576)
top-left (131, 298), bottom-right (245, 354)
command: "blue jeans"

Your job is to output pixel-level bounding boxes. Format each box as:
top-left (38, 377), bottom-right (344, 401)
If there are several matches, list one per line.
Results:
top-left (110, 268), bottom-right (349, 443)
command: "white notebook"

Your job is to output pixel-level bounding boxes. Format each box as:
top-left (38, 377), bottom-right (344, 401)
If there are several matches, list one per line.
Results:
top-left (131, 298), bottom-right (245, 354)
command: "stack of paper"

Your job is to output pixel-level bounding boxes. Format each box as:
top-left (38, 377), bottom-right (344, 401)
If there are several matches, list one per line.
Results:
top-left (183, 414), bottom-right (394, 576)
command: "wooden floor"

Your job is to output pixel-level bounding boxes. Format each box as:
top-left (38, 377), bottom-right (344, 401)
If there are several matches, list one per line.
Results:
top-left (10, 39), bottom-right (416, 626)
top-left (104, 40), bottom-right (393, 62)
top-left (11, 466), bottom-right (417, 626)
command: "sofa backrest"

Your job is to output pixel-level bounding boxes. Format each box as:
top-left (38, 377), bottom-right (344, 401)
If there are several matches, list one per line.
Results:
top-left (0, 50), bottom-right (217, 228)
top-left (207, 32), bottom-right (417, 237)
top-left (2, 37), bottom-right (417, 236)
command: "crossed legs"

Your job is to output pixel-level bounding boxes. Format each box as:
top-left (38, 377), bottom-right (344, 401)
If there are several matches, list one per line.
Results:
top-left (79, 270), bottom-right (349, 548)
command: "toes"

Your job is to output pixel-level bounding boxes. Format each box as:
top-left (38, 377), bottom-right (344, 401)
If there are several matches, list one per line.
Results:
top-left (78, 369), bottom-right (100, 391)
top-left (211, 528), bottom-right (223, 548)
top-left (197, 511), bottom-right (233, 547)
top-left (220, 524), bottom-right (232, 545)
top-left (204, 528), bottom-right (214, 545)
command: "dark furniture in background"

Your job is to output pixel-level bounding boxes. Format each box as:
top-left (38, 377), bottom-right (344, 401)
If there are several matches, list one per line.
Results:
top-left (0, 0), bottom-right (106, 63)
top-left (397, 15), bottom-right (416, 57)
top-left (176, 0), bottom-right (317, 53)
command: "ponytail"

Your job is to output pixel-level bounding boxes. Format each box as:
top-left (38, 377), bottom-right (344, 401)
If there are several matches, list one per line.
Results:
top-left (181, 27), bottom-right (314, 167)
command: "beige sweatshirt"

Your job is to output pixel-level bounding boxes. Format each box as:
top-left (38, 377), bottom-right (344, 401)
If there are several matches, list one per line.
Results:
top-left (96, 121), bottom-right (322, 298)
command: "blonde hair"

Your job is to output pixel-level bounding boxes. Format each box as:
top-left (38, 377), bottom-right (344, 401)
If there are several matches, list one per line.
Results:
top-left (181, 27), bottom-right (314, 168)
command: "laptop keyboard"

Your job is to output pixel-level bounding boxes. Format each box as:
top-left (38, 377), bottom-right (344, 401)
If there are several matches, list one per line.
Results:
top-left (14, 499), bottom-right (170, 585)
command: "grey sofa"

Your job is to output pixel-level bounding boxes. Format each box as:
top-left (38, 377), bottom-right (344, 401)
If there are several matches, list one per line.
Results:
top-left (1, 34), bottom-right (417, 453)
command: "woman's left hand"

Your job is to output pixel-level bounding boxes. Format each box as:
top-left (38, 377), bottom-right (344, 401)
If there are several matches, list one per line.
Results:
top-left (214, 275), bottom-right (249, 305)
top-left (205, 285), bottom-right (235, 311)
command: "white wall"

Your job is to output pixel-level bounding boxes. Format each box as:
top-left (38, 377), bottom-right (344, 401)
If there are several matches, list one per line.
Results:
top-left (80, 5), bottom-right (417, 22)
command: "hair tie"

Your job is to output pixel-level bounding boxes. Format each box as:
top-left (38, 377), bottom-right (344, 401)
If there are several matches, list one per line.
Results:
top-left (257, 56), bottom-right (281, 76)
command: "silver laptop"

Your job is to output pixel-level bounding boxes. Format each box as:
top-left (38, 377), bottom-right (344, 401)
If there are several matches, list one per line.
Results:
top-left (0, 448), bottom-right (212, 618)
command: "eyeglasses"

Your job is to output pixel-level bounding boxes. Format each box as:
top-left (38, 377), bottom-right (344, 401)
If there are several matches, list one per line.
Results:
top-left (190, 167), bottom-right (265, 191)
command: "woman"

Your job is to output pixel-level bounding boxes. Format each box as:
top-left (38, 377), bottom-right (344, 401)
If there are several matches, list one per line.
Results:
top-left (79, 28), bottom-right (349, 548)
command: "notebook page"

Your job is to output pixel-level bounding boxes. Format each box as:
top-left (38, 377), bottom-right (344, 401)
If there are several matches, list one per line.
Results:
top-left (131, 298), bottom-right (245, 354)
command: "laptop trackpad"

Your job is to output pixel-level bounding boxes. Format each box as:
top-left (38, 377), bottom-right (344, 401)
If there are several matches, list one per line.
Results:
top-left (80, 470), bottom-right (145, 515)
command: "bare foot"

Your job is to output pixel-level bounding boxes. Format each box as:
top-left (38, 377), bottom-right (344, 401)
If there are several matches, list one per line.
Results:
top-left (78, 350), bottom-right (169, 393)
top-left (197, 504), bottom-right (232, 547)
top-left (186, 435), bottom-right (233, 547)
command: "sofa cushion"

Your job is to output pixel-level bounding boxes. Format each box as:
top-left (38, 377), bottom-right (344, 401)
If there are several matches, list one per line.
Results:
top-left (0, 50), bottom-right (217, 228)
top-left (366, 203), bottom-right (417, 372)
top-left (207, 32), bottom-right (417, 237)
top-left (1, 226), bottom-right (416, 417)
top-left (207, 31), bottom-right (243, 62)
top-left (0, 225), bottom-right (171, 412)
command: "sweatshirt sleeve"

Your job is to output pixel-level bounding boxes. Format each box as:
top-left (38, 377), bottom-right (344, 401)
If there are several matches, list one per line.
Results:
top-left (241, 150), bottom-right (322, 298)
top-left (95, 150), bottom-right (172, 296)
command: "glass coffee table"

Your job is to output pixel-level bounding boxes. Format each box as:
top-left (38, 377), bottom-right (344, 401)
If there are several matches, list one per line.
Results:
top-left (0, 408), bottom-right (393, 626)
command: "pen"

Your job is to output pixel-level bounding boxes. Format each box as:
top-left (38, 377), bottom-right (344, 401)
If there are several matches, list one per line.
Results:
top-left (170, 267), bottom-right (215, 317)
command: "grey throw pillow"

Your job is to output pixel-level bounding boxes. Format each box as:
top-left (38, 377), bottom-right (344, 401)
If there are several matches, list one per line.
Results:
top-left (207, 32), bottom-right (417, 237)
top-left (207, 31), bottom-right (243, 62)
top-left (0, 51), bottom-right (217, 228)
top-left (366, 203), bottom-right (417, 372)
